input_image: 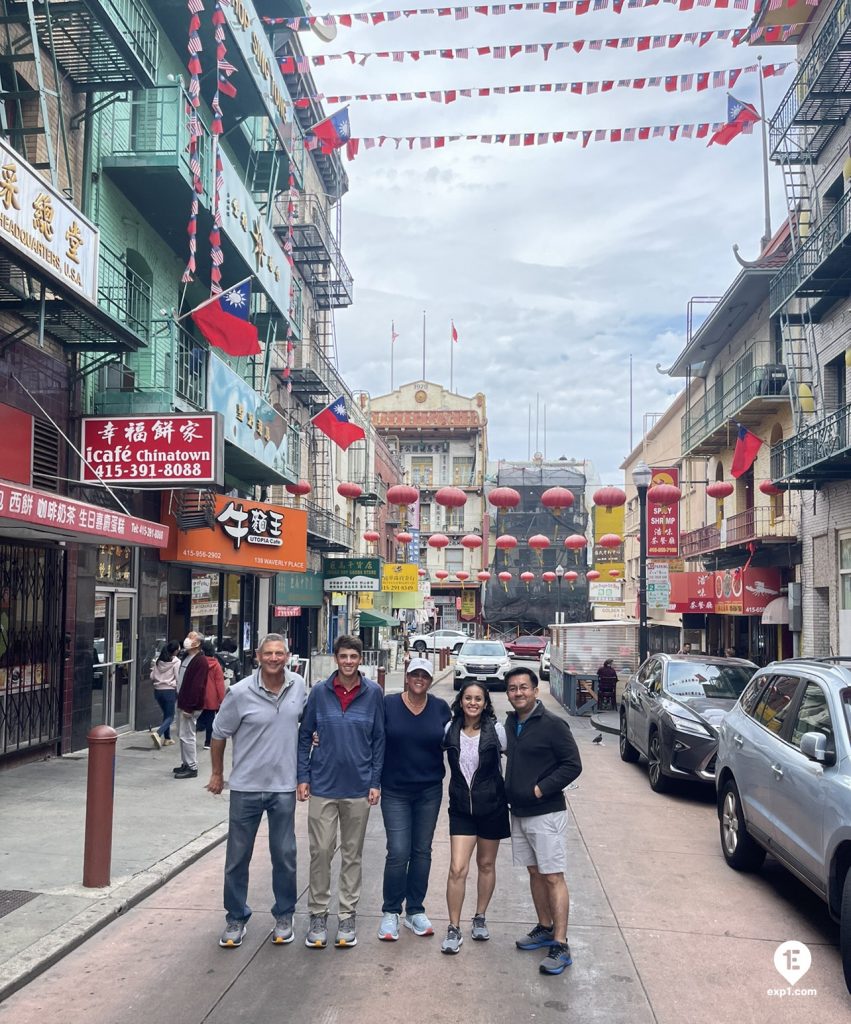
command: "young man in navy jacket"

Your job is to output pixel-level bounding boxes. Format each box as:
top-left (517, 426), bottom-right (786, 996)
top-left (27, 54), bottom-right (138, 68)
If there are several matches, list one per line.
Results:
top-left (297, 634), bottom-right (385, 950)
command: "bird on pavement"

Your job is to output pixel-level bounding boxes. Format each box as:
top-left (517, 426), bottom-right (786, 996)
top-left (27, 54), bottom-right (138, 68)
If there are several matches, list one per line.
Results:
top-left (591, 733), bottom-right (603, 745)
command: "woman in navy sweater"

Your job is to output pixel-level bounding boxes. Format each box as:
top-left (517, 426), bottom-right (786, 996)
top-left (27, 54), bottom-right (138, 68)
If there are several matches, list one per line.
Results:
top-left (378, 657), bottom-right (451, 942)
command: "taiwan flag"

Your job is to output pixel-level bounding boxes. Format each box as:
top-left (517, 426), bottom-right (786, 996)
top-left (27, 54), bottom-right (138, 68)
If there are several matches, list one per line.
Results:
top-left (707, 94), bottom-right (760, 146)
top-left (190, 279), bottom-right (260, 357)
top-left (730, 424), bottom-right (763, 478)
top-left (309, 108), bottom-right (351, 153)
top-left (311, 395), bottom-right (366, 450)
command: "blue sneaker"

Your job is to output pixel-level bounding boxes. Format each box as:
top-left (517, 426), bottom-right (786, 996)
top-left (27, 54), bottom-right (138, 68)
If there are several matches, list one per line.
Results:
top-left (539, 942), bottom-right (573, 975)
top-left (515, 923), bottom-right (554, 950)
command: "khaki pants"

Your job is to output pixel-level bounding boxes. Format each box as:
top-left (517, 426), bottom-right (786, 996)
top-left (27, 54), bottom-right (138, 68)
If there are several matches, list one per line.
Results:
top-left (307, 796), bottom-right (371, 917)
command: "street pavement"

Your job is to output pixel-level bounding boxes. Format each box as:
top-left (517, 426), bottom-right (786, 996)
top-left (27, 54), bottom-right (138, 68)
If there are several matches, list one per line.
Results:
top-left (2, 663), bottom-right (849, 1020)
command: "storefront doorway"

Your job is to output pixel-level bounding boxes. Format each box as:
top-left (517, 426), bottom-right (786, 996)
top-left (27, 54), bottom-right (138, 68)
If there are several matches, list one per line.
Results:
top-left (92, 589), bottom-right (136, 730)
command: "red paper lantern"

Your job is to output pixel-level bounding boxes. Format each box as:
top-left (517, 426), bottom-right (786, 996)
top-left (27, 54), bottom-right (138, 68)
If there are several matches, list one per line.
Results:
top-left (455, 570), bottom-right (470, 582)
top-left (285, 480), bottom-right (311, 496)
top-left (520, 571), bottom-right (535, 583)
top-left (541, 486), bottom-right (574, 511)
top-left (608, 569), bottom-right (621, 579)
top-left (428, 533), bottom-right (450, 549)
top-left (528, 534), bottom-right (551, 551)
top-left (461, 534), bottom-right (483, 550)
top-left (386, 484), bottom-right (420, 507)
top-left (759, 481), bottom-right (784, 497)
top-left (395, 531), bottom-right (413, 544)
top-left (498, 571), bottom-right (513, 582)
top-left (564, 570), bottom-right (579, 583)
top-left (593, 486), bottom-right (626, 509)
top-left (706, 480), bottom-right (734, 500)
top-left (435, 486), bottom-right (467, 508)
top-left (599, 533), bottom-right (622, 549)
top-left (647, 483), bottom-right (682, 507)
top-left (488, 487), bottom-right (521, 509)
top-left (363, 530), bottom-right (380, 543)
top-left (542, 571), bottom-right (557, 584)
top-left (563, 534), bottom-right (587, 551)
top-left (586, 570), bottom-right (601, 581)
top-left (417, 567), bottom-right (427, 577)
top-left (337, 482), bottom-right (362, 500)
top-left (495, 534), bottom-right (518, 550)
top-left (435, 570), bottom-right (450, 580)
top-left (477, 570), bottom-right (492, 582)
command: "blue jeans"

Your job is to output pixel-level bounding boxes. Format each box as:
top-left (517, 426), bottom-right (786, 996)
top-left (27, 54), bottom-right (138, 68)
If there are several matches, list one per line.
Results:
top-left (224, 790), bottom-right (297, 922)
top-left (153, 689), bottom-right (176, 740)
top-left (380, 783), bottom-right (443, 916)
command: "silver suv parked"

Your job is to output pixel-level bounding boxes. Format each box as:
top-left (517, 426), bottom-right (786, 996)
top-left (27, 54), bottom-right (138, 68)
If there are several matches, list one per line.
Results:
top-left (715, 659), bottom-right (851, 991)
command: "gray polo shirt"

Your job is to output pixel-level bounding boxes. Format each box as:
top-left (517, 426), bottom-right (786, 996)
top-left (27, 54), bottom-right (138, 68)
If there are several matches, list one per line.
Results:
top-left (212, 668), bottom-right (306, 793)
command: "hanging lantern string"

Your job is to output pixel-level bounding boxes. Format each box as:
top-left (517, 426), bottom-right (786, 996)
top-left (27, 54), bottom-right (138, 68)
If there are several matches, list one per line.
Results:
top-left (263, 0), bottom-right (757, 31)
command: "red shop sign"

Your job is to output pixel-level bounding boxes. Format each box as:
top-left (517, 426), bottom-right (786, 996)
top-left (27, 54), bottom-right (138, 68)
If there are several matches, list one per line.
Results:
top-left (647, 466), bottom-right (680, 559)
top-left (81, 414), bottom-right (224, 486)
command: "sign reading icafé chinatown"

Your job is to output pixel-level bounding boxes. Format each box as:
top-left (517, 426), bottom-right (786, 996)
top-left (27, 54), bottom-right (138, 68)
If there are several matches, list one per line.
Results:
top-left (81, 414), bottom-right (223, 486)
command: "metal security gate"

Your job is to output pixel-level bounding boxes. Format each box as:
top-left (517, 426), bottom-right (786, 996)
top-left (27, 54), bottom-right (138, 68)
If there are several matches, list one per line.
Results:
top-left (0, 542), bottom-right (66, 759)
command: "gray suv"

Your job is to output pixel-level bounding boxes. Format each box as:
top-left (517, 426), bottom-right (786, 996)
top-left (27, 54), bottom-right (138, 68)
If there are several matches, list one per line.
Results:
top-left (715, 659), bottom-right (851, 991)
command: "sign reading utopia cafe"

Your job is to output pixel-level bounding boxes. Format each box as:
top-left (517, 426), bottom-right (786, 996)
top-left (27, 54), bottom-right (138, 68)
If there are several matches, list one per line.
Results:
top-left (81, 415), bottom-right (224, 486)
top-left (160, 493), bottom-right (307, 575)
top-left (0, 135), bottom-right (98, 302)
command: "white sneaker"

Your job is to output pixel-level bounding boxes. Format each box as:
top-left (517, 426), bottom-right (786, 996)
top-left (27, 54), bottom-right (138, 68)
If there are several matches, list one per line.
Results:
top-left (404, 913), bottom-right (434, 936)
top-left (378, 912), bottom-right (399, 941)
top-left (150, 730), bottom-right (162, 749)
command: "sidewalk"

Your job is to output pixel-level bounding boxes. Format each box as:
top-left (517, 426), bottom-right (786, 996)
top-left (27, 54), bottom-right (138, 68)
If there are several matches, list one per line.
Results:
top-left (590, 708), bottom-right (619, 736)
top-left (0, 663), bottom-right (452, 1002)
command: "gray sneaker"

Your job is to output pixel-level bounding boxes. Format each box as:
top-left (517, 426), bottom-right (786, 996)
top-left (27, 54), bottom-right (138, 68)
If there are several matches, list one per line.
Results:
top-left (272, 914), bottom-right (294, 945)
top-left (305, 913), bottom-right (328, 949)
top-left (516, 923), bottom-right (555, 950)
top-left (441, 925), bottom-right (463, 955)
top-left (335, 913), bottom-right (357, 948)
top-left (471, 914), bottom-right (490, 941)
top-left (219, 918), bottom-right (246, 948)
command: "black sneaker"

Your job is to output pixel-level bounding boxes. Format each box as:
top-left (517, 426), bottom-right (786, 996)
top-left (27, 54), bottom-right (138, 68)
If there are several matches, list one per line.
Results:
top-left (516, 923), bottom-right (555, 950)
top-left (174, 766), bottom-right (198, 779)
top-left (172, 763), bottom-right (188, 774)
top-left (539, 942), bottom-right (573, 975)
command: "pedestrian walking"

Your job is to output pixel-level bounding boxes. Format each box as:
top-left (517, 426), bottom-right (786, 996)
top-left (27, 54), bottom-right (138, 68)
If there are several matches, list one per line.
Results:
top-left (377, 657), bottom-right (450, 942)
top-left (504, 666), bottom-right (582, 976)
top-left (595, 659), bottom-right (618, 711)
top-left (297, 635), bottom-right (385, 950)
top-left (440, 680), bottom-right (510, 955)
top-left (198, 640), bottom-right (226, 749)
top-left (207, 633), bottom-right (306, 949)
top-left (149, 641), bottom-right (180, 749)
top-left (173, 631), bottom-right (208, 779)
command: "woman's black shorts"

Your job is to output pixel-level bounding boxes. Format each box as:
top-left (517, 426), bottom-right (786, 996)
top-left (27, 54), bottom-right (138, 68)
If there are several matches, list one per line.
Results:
top-left (448, 805), bottom-right (510, 841)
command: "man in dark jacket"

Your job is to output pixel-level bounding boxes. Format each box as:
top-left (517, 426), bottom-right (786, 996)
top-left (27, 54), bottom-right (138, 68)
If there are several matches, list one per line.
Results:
top-left (504, 666), bottom-right (582, 977)
top-left (174, 630), bottom-right (208, 779)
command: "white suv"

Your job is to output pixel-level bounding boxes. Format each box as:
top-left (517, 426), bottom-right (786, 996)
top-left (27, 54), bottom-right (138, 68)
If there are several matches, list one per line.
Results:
top-left (716, 658), bottom-right (851, 991)
top-left (454, 640), bottom-right (512, 691)
top-left (409, 629), bottom-right (468, 655)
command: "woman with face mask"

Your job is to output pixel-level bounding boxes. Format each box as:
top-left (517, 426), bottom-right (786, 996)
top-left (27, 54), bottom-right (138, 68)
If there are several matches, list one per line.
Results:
top-left (174, 631), bottom-right (208, 779)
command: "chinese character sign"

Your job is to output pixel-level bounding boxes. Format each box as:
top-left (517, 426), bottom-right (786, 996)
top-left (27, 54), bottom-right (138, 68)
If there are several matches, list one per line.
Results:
top-left (646, 466), bottom-right (680, 559)
top-left (81, 414), bottom-right (223, 486)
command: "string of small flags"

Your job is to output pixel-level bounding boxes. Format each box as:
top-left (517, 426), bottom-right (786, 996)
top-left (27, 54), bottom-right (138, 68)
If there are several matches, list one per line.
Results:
top-left (290, 61), bottom-right (789, 104)
top-left (283, 171), bottom-right (298, 391)
top-left (344, 119), bottom-right (755, 156)
top-left (263, 0), bottom-right (763, 30)
top-left (182, 0), bottom-right (204, 284)
top-left (209, 0), bottom-right (231, 293)
top-left (279, 25), bottom-right (798, 69)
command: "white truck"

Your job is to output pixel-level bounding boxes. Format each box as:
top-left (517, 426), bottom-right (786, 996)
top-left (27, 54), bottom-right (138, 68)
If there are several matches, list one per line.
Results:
top-left (548, 621), bottom-right (641, 714)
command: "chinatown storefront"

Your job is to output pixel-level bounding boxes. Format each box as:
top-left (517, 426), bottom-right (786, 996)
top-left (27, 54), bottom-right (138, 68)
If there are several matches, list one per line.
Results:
top-left (269, 570), bottom-right (324, 659)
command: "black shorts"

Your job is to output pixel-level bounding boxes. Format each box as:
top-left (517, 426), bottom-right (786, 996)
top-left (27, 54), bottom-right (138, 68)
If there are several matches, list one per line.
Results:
top-left (448, 805), bottom-right (511, 841)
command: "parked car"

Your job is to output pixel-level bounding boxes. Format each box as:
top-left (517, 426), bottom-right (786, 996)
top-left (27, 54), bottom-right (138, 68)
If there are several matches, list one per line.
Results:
top-left (539, 641), bottom-right (551, 681)
top-left (505, 635), bottom-right (548, 659)
top-left (454, 640), bottom-right (512, 691)
top-left (715, 658), bottom-right (851, 991)
top-left (409, 628), bottom-right (468, 655)
top-left (619, 653), bottom-right (756, 793)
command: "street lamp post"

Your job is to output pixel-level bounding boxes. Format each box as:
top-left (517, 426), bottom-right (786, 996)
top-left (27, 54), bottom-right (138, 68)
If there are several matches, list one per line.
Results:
top-left (555, 564), bottom-right (565, 624)
top-left (632, 460), bottom-right (652, 664)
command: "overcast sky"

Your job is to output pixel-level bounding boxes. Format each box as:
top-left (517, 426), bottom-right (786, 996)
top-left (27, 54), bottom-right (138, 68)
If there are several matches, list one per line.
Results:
top-left (300, 4), bottom-right (795, 484)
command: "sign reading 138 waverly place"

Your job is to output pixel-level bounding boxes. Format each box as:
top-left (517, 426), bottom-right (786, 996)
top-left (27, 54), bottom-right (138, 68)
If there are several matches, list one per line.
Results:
top-left (0, 136), bottom-right (98, 302)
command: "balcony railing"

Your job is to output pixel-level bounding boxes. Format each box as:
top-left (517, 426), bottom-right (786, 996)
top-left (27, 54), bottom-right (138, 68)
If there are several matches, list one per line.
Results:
top-left (725, 505), bottom-right (799, 545)
top-left (97, 241), bottom-right (151, 343)
top-left (299, 498), bottom-right (354, 550)
top-left (681, 363), bottom-right (788, 455)
top-left (296, 343), bottom-right (350, 401)
top-left (357, 477), bottom-right (388, 505)
top-left (281, 194), bottom-right (354, 309)
top-left (771, 403), bottom-right (851, 480)
top-left (769, 186), bottom-right (851, 315)
top-left (681, 524), bottom-right (721, 557)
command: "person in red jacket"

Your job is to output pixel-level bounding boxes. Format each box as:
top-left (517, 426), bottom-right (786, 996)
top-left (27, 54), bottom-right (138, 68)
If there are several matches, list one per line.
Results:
top-left (198, 640), bottom-right (227, 750)
top-left (174, 631), bottom-right (208, 779)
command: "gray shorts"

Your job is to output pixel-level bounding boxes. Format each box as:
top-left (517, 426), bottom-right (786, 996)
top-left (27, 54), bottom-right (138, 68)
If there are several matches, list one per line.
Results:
top-left (510, 810), bottom-right (567, 875)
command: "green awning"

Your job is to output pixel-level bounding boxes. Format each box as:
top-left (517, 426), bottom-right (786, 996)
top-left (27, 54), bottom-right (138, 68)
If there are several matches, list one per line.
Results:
top-left (359, 610), bottom-right (401, 629)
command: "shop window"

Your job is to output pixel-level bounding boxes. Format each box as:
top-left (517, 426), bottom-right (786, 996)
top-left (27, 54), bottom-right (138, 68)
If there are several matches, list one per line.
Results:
top-left (420, 503), bottom-right (432, 532)
top-left (840, 538), bottom-right (851, 612)
top-left (411, 457), bottom-right (433, 486)
top-left (452, 457), bottom-right (474, 486)
top-left (96, 545), bottom-right (132, 585)
top-left (446, 506), bottom-right (464, 532)
top-left (445, 548), bottom-right (464, 573)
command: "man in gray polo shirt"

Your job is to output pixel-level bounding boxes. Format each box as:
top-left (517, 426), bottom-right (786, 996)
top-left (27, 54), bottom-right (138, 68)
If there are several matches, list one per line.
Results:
top-left (206, 633), bottom-right (306, 949)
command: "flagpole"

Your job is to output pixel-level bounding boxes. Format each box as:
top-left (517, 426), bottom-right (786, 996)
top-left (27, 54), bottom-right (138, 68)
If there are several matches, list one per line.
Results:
top-left (422, 310), bottom-right (426, 380)
top-left (756, 56), bottom-right (772, 250)
top-left (450, 321), bottom-right (454, 392)
top-left (175, 275), bottom-right (253, 321)
top-left (391, 320), bottom-right (395, 392)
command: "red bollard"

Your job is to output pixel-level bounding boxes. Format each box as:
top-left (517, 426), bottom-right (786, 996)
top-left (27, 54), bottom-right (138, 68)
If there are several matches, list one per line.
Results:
top-left (83, 725), bottom-right (118, 888)
top-left (377, 666), bottom-right (386, 691)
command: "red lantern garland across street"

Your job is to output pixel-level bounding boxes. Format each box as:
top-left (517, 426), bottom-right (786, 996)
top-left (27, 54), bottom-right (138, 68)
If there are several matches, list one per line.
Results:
top-left (564, 570), bottom-right (579, 587)
top-left (586, 569), bottom-right (601, 581)
top-left (337, 481), bottom-right (362, 500)
top-left (460, 533), bottom-right (483, 549)
top-left (599, 533), bottom-right (622, 549)
top-left (395, 531), bottom-right (413, 544)
top-left (608, 569), bottom-right (621, 579)
top-left (285, 480), bottom-right (311, 496)
top-left (488, 486), bottom-right (521, 509)
top-left (363, 530), bottom-right (380, 543)
top-left (418, 567), bottom-right (428, 577)
top-left (759, 481), bottom-right (784, 497)
top-left (455, 571), bottom-right (470, 582)
top-left (592, 486), bottom-right (626, 509)
top-left (477, 570), bottom-right (492, 582)
top-left (386, 483), bottom-right (420, 528)
top-left (435, 569), bottom-right (450, 580)
top-left (520, 571), bottom-right (535, 588)
top-left (541, 486), bottom-right (574, 512)
top-left (495, 534), bottom-right (518, 550)
top-left (498, 570), bottom-right (512, 591)
top-left (706, 480), bottom-right (734, 500)
top-left (542, 571), bottom-right (557, 585)
top-left (435, 485), bottom-right (467, 508)
top-left (528, 534), bottom-right (551, 552)
top-left (564, 534), bottom-right (587, 550)
top-left (647, 483), bottom-right (682, 509)
top-left (427, 533), bottom-right (450, 549)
